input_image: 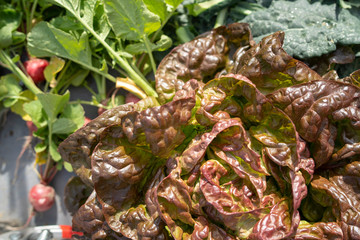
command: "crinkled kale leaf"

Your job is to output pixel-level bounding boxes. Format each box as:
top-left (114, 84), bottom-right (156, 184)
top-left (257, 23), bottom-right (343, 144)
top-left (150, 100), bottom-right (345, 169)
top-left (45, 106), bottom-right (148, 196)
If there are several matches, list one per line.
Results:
top-left (59, 23), bottom-right (360, 239)
top-left (242, 0), bottom-right (360, 59)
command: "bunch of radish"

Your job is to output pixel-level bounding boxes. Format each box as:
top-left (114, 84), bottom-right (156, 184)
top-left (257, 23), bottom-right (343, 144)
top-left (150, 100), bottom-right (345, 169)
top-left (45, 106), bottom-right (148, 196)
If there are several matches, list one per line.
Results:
top-left (23, 58), bottom-right (49, 84)
top-left (28, 183), bottom-right (55, 212)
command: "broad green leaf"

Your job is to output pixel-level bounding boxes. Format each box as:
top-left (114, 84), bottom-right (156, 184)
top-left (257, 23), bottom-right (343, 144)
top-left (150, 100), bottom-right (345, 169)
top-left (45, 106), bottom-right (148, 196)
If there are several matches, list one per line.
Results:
top-left (11, 54), bottom-right (20, 63)
top-left (165, 0), bottom-right (184, 8)
top-left (11, 31), bottom-right (26, 45)
top-left (143, 0), bottom-right (167, 21)
top-left (37, 91), bottom-right (70, 120)
top-left (48, 0), bottom-right (97, 26)
top-left (0, 74), bottom-right (21, 107)
top-left (50, 16), bottom-right (84, 32)
top-left (52, 118), bottom-right (78, 134)
top-left (48, 0), bottom-right (80, 12)
top-left (80, 0), bottom-right (97, 27)
top-left (50, 140), bottom-right (62, 161)
top-left (44, 56), bottom-right (66, 86)
top-left (104, 0), bottom-right (161, 40)
top-left (49, 0), bottom-right (110, 40)
top-left (61, 103), bottom-right (85, 129)
top-left (11, 90), bottom-right (36, 121)
top-left (64, 161), bottom-right (73, 172)
top-left (34, 142), bottom-right (47, 153)
top-left (0, 7), bottom-right (21, 48)
top-left (23, 100), bottom-right (47, 128)
top-left (93, 1), bottom-right (111, 41)
top-left (27, 22), bottom-right (92, 67)
top-left (125, 34), bottom-right (172, 54)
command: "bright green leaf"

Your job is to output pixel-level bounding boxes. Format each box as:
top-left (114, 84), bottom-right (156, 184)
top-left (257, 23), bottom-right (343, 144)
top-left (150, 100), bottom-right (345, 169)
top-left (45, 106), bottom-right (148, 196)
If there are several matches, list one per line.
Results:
top-left (165, 0), bottom-right (183, 8)
top-left (0, 7), bottom-right (21, 48)
top-left (143, 0), bottom-right (167, 22)
top-left (49, 140), bottom-right (62, 161)
top-left (10, 90), bottom-right (36, 121)
top-left (37, 91), bottom-right (70, 120)
top-left (11, 31), bottom-right (26, 45)
top-left (34, 142), bottom-right (47, 153)
top-left (104, 0), bottom-right (161, 40)
top-left (27, 22), bottom-right (92, 67)
top-left (0, 74), bottom-right (21, 105)
top-left (61, 103), bottom-right (85, 129)
top-left (52, 118), bottom-right (78, 134)
top-left (11, 54), bottom-right (20, 64)
top-left (93, 1), bottom-right (111, 41)
top-left (23, 100), bottom-right (47, 128)
top-left (50, 16), bottom-right (84, 32)
top-left (125, 34), bottom-right (172, 54)
top-left (44, 56), bottom-right (66, 85)
top-left (64, 161), bottom-right (73, 172)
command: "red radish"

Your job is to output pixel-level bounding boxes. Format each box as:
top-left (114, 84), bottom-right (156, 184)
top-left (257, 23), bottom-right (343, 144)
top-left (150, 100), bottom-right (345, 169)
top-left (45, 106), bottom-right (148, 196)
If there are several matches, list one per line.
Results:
top-left (28, 183), bottom-right (55, 212)
top-left (26, 121), bottom-right (37, 134)
top-left (24, 58), bottom-right (49, 84)
top-left (84, 117), bottom-right (92, 126)
top-left (125, 92), bottom-right (140, 104)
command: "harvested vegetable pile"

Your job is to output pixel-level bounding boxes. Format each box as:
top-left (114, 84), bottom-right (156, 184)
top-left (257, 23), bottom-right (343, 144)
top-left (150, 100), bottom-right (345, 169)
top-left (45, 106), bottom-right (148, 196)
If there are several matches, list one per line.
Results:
top-left (59, 23), bottom-right (360, 239)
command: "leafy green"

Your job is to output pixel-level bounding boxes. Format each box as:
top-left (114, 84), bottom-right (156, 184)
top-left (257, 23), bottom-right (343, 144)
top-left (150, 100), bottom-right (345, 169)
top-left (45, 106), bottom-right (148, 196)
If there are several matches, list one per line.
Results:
top-left (0, 74), bottom-right (21, 107)
top-left (104, 0), bottom-right (161, 41)
top-left (125, 34), bottom-right (172, 55)
top-left (0, 6), bottom-right (22, 48)
top-left (60, 22), bottom-right (360, 239)
top-left (23, 100), bottom-right (47, 128)
top-left (242, 0), bottom-right (360, 58)
top-left (37, 91), bottom-right (70, 120)
top-left (143, 0), bottom-right (167, 21)
top-left (27, 22), bottom-right (92, 67)
top-left (52, 118), bottom-right (78, 134)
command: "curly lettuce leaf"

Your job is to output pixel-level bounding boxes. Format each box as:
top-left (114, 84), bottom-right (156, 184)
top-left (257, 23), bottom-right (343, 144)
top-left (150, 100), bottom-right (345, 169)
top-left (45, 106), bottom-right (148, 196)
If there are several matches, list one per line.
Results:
top-left (231, 31), bottom-right (321, 94)
top-left (295, 221), bottom-right (343, 240)
top-left (89, 82), bottom-right (198, 238)
top-left (72, 191), bottom-right (126, 239)
top-left (310, 161), bottom-right (360, 239)
top-left (64, 176), bottom-right (93, 216)
top-left (268, 80), bottom-right (360, 168)
top-left (155, 23), bottom-right (253, 103)
top-left (58, 97), bottom-right (158, 186)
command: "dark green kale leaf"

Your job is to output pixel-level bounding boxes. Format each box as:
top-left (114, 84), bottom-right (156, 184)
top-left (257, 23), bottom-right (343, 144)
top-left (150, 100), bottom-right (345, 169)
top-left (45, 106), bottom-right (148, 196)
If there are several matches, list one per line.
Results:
top-left (242, 0), bottom-right (360, 59)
